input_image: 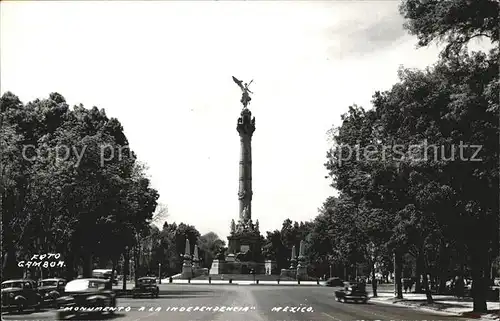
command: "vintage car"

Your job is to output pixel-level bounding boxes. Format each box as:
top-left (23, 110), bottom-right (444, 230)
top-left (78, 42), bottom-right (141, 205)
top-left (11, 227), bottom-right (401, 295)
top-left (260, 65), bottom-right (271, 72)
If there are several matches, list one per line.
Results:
top-left (56, 278), bottom-right (116, 319)
top-left (334, 282), bottom-right (369, 303)
top-left (1, 279), bottom-right (42, 313)
top-left (38, 278), bottom-right (66, 307)
top-left (132, 277), bottom-right (159, 298)
top-left (325, 277), bottom-right (345, 287)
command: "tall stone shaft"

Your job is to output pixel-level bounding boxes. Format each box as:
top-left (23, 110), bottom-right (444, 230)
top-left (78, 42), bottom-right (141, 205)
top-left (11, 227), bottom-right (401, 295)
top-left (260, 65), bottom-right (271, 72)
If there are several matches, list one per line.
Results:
top-left (236, 108), bottom-right (255, 221)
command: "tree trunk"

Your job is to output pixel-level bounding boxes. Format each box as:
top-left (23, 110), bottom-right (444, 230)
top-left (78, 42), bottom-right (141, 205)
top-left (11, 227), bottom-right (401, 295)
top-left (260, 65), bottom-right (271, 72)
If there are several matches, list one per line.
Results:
top-left (439, 276), bottom-right (447, 294)
top-left (371, 261), bottom-right (378, 297)
top-left (110, 256), bottom-right (117, 289)
top-left (422, 273), bottom-right (434, 303)
top-left (471, 249), bottom-right (488, 313)
top-left (123, 249), bottom-right (129, 291)
top-left (422, 257), bottom-right (434, 303)
top-left (2, 243), bottom-right (19, 279)
top-left (415, 251), bottom-right (424, 293)
top-left (134, 245), bottom-right (139, 284)
top-left (438, 242), bottom-right (448, 294)
top-left (395, 251), bottom-right (403, 299)
top-left (65, 250), bottom-right (75, 281)
top-left (2, 195), bottom-right (20, 280)
top-left (82, 252), bottom-right (93, 278)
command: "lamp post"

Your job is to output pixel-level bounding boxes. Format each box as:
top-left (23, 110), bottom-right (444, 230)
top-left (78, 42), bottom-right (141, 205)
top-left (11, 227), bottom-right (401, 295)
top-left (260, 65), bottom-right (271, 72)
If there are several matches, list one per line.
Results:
top-left (329, 264), bottom-right (332, 278)
top-left (158, 263), bottom-right (161, 284)
top-left (393, 252), bottom-right (397, 296)
top-left (123, 246), bottom-right (129, 291)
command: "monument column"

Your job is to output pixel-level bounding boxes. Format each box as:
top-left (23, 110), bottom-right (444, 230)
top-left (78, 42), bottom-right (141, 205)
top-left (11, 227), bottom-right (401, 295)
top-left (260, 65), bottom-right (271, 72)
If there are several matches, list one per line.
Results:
top-left (237, 108), bottom-right (255, 221)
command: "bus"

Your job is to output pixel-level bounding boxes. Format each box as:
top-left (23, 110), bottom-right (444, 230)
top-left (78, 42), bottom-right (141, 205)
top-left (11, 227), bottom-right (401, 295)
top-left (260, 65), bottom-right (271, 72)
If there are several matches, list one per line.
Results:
top-left (92, 269), bottom-right (118, 285)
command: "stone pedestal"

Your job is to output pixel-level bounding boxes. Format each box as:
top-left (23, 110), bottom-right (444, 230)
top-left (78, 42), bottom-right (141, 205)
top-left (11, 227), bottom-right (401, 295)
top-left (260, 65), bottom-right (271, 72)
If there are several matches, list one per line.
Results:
top-left (210, 259), bottom-right (224, 275)
top-left (209, 259), bottom-right (268, 275)
top-left (265, 260), bottom-right (277, 275)
top-left (181, 260), bottom-right (193, 279)
top-left (296, 265), bottom-right (308, 280)
top-left (191, 259), bottom-right (208, 277)
top-left (227, 230), bottom-right (262, 260)
top-left (193, 267), bottom-right (209, 277)
top-left (280, 268), bottom-right (296, 279)
top-left (296, 256), bottom-right (308, 280)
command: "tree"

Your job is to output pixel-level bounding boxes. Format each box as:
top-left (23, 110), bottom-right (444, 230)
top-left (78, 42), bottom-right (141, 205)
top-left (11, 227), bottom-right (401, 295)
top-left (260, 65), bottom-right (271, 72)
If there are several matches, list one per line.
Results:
top-left (152, 203), bottom-right (169, 226)
top-left (306, 197), bottom-right (338, 277)
top-left (373, 49), bottom-right (498, 310)
top-left (324, 103), bottom-right (405, 295)
top-left (1, 92), bottom-right (26, 278)
top-left (199, 232), bottom-right (225, 269)
top-left (399, 0), bottom-right (499, 56)
top-left (1, 92), bottom-right (159, 281)
top-left (397, 3), bottom-right (498, 309)
top-left (159, 222), bottom-right (201, 274)
top-left (262, 230), bottom-right (288, 270)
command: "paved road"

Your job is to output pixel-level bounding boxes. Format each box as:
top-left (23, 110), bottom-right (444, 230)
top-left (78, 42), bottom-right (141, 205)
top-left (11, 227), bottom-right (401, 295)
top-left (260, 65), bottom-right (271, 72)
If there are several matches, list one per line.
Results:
top-left (1, 284), bottom-right (466, 321)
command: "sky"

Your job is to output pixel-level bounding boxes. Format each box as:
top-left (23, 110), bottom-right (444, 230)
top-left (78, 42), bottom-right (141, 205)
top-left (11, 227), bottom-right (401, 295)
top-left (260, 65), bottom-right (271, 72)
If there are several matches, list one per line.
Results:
top-left (1, 1), bottom-right (454, 240)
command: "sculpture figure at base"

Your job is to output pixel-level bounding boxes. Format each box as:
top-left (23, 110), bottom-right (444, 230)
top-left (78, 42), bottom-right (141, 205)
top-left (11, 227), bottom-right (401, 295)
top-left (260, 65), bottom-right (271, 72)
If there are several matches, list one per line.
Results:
top-left (230, 219), bottom-right (236, 234)
top-left (241, 206), bottom-right (250, 223)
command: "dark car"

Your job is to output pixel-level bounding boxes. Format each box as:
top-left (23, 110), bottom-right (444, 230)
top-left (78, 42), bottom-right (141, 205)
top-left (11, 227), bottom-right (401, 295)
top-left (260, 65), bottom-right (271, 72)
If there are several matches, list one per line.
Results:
top-left (56, 278), bottom-right (116, 319)
top-left (1, 279), bottom-right (42, 313)
top-left (38, 278), bottom-right (66, 307)
top-left (132, 277), bottom-right (159, 298)
top-left (325, 277), bottom-right (345, 287)
top-left (335, 282), bottom-right (369, 303)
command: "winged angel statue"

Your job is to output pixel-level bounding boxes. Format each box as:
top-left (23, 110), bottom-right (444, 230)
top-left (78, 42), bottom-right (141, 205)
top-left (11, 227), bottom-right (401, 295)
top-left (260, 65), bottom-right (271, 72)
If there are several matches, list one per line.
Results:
top-left (232, 76), bottom-right (253, 109)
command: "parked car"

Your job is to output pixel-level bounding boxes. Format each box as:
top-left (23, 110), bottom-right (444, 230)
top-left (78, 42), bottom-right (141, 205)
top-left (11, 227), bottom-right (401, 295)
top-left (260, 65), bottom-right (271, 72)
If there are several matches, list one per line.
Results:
top-left (56, 278), bottom-right (116, 319)
top-left (334, 282), bottom-right (368, 303)
top-left (1, 279), bottom-right (42, 313)
top-left (325, 277), bottom-right (345, 287)
top-left (132, 277), bottom-right (159, 298)
top-left (38, 278), bottom-right (66, 307)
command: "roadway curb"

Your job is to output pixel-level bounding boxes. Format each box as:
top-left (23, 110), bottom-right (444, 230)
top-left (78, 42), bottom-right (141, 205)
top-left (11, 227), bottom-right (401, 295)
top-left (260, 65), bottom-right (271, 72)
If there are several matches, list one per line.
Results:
top-left (156, 282), bottom-right (324, 286)
top-left (369, 297), bottom-right (463, 317)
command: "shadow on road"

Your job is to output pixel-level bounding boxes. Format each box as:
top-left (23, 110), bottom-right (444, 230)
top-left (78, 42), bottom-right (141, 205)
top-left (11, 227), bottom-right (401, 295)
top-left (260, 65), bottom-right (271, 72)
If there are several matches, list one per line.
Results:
top-left (117, 289), bottom-right (216, 298)
top-left (2, 308), bottom-right (51, 315)
top-left (59, 312), bottom-right (126, 320)
top-left (159, 295), bottom-right (215, 299)
top-left (160, 290), bottom-right (214, 295)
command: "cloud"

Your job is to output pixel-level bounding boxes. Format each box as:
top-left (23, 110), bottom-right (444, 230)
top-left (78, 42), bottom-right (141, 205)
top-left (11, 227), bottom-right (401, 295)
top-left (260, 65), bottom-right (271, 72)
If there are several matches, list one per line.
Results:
top-left (326, 6), bottom-right (409, 59)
